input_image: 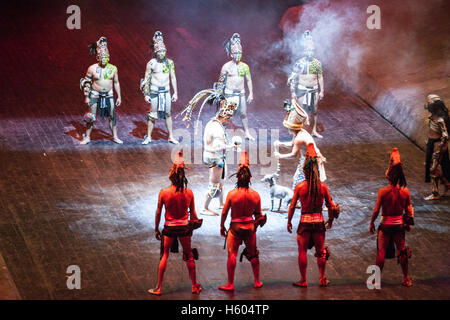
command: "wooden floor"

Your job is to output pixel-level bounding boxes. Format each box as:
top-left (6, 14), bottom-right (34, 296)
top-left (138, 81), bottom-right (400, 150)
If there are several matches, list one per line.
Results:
top-left (0, 0), bottom-right (448, 300)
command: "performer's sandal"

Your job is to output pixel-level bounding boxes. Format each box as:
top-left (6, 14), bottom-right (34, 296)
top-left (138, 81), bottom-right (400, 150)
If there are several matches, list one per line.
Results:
top-left (424, 194), bottom-right (440, 200)
top-left (148, 288), bottom-right (161, 296)
top-left (319, 277), bottom-right (330, 287)
top-left (402, 277), bottom-right (412, 287)
top-left (80, 138), bottom-right (91, 145)
top-left (292, 280), bottom-right (308, 287)
top-left (113, 137), bottom-right (123, 144)
top-left (168, 137), bottom-right (179, 144)
top-left (218, 284), bottom-right (234, 291)
top-left (192, 283), bottom-right (202, 294)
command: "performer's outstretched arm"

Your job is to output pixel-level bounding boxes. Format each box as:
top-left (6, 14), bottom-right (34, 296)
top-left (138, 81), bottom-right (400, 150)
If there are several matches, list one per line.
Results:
top-left (276, 139), bottom-right (301, 159)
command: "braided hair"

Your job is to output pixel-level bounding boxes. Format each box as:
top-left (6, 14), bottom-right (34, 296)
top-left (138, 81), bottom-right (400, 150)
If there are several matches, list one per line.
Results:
top-left (303, 157), bottom-right (321, 203)
top-left (386, 163), bottom-right (407, 188)
top-left (234, 165), bottom-right (252, 189)
top-left (169, 166), bottom-right (188, 192)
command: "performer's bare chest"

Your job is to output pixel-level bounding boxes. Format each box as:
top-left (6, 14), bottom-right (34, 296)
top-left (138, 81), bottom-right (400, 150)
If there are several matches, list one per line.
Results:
top-left (93, 67), bottom-right (115, 82)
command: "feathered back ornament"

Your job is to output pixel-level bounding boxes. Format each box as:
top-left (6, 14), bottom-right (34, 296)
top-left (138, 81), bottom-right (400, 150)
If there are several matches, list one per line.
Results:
top-left (179, 88), bottom-right (225, 132)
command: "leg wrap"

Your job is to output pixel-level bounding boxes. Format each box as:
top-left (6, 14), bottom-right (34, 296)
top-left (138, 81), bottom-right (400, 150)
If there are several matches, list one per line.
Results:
top-left (239, 247), bottom-right (259, 263)
top-left (83, 112), bottom-right (96, 124)
top-left (208, 183), bottom-right (222, 199)
top-left (314, 246), bottom-right (331, 260)
top-left (397, 246), bottom-right (411, 264)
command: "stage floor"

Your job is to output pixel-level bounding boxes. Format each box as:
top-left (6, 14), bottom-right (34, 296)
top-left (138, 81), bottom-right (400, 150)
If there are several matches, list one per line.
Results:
top-left (0, 77), bottom-right (448, 300)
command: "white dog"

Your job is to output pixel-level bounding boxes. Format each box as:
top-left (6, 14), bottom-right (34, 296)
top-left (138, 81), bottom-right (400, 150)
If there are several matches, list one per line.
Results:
top-left (261, 172), bottom-right (293, 212)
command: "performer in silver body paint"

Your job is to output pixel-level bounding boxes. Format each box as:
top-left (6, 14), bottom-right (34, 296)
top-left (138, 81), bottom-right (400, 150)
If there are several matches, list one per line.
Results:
top-left (216, 33), bottom-right (255, 141)
top-left (140, 31), bottom-right (179, 145)
top-left (80, 36), bottom-right (122, 145)
top-left (287, 30), bottom-right (324, 139)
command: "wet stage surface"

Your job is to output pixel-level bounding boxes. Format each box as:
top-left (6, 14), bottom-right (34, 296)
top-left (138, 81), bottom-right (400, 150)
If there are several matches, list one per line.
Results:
top-left (0, 77), bottom-right (449, 300)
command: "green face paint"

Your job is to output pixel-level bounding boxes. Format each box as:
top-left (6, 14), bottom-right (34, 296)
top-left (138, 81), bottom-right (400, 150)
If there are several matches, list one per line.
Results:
top-left (232, 52), bottom-right (242, 62)
top-left (100, 55), bottom-right (109, 66)
top-left (157, 51), bottom-right (166, 60)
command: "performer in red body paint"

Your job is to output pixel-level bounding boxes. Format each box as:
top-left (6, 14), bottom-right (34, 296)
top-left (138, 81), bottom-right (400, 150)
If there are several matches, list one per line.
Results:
top-left (287, 143), bottom-right (339, 287)
top-left (149, 151), bottom-right (202, 295)
top-left (369, 147), bottom-right (414, 287)
top-left (219, 151), bottom-right (266, 291)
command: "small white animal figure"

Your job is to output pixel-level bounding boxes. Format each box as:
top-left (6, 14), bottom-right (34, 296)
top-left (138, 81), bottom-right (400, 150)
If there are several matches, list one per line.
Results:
top-left (261, 172), bottom-right (293, 212)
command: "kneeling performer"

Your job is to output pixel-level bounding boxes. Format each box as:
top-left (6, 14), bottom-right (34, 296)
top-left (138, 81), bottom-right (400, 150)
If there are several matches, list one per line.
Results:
top-left (219, 151), bottom-right (266, 291)
top-left (287, 143), bottom-right (339, 287)
top-left (149, 151), bottom-right (202, 295)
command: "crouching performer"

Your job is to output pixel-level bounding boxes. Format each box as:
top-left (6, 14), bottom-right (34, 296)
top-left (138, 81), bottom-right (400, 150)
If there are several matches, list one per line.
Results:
top-left (219, 151), bottom-right (266, 291)
top-left (274, 99), bottom-right (326, 191)
top-left (149, 151), bottom-right (202, 295)
top-left (423, 94), bottom-right (450, 200)
top-left (80, 36), bottom-right (122, 144)
top-left (369, 147), bottom-right (414, 287)
top-left (287, 143), bottom-right (339, 287)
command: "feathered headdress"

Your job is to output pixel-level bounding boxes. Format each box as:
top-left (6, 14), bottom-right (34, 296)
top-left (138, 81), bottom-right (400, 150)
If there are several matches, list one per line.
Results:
top-left (238, 150), bottom-right (249, 169)
top-left (169, 150), bottom-right (185, 176)
top-left (385, 147), bottom-right (407, 187)
top-left (224, 33), bottom-right (242, 56)
top-left (303, 143), bottom-right (318, 171)
top-left (179, 88), bottom-right (235, 132)
top-left (302, 30), bottom-right (314, 50)
top-left (283, 99), bottom-right (309, 130)
top-left (152, 31), bottom-right (166, 52)
top-left (89, 36), bottom-right (109, 58)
